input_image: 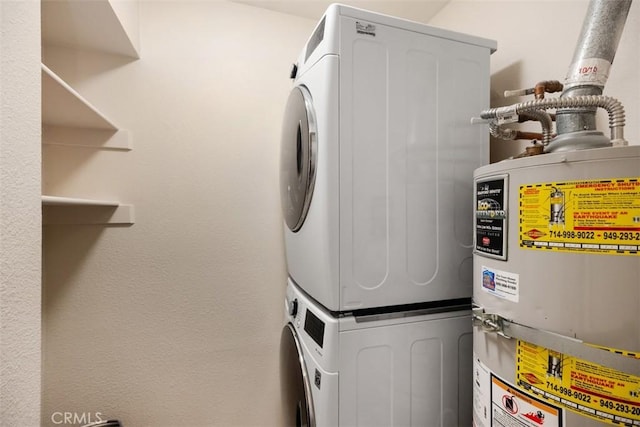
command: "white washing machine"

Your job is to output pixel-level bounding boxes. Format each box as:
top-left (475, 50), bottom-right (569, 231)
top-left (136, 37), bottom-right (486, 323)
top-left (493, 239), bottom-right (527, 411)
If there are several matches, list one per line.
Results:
top-left (280, 279), bottom-right (473, 427)
top-left (280, 4), bottom-right (496, 312)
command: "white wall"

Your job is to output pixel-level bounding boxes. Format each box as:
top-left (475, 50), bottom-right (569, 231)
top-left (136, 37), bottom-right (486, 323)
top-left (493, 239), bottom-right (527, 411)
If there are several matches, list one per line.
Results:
top-left (41, 2), bottom-right (313, 426)
top-left (430, 0), bottom-right (640, 161)
top-left (0, 1), bottom-right (42, 426)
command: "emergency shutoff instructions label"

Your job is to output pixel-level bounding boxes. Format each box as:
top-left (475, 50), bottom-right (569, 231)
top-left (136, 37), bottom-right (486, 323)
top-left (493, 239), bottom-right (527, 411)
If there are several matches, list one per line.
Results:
top-left (519, 178), bottom-right (640, 256)
top-left (516, 340), bottom-right (640, 426)
top-left (476, 176), bottom-right (508, 260)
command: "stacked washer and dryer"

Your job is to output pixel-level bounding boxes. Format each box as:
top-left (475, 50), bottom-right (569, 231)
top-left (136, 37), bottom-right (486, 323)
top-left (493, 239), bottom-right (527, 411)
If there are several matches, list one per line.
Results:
top-left (279, 5), bottom-right (496, 426)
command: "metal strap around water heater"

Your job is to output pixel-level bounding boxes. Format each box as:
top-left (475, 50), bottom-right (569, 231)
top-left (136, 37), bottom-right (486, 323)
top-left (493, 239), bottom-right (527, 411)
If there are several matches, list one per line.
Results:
top-left (472, 307), bottom-right (640, 376)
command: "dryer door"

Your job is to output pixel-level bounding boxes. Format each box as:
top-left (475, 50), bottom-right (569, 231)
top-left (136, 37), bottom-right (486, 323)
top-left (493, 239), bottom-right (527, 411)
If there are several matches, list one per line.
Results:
top-left (280, 323), bottom-right (315, 427)
top-left (280, 86), bottom-right (317, 232)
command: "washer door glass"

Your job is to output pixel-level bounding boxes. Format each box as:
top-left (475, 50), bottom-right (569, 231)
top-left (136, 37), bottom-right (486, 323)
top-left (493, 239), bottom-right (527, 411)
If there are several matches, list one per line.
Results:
top-left (280, 323), bottom-right (315, 427)
top-left (280, 86), bottom-right (317, 232)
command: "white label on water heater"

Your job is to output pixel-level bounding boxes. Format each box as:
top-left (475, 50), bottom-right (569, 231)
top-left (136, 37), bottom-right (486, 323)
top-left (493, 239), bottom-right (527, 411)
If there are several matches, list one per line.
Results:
top-left (473, 354), bottom-right (492, 427)
top-left (481, 266), bottom-right (519, 303)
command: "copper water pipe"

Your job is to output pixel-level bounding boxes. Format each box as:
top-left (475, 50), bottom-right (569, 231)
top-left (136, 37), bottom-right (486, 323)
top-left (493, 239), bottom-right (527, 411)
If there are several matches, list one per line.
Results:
top-left (533, 80), bottom-right (563, 99)
top-left (503, 80), bottom-right (563, 99)
top-left (514, 131), bottom-right (544, 140)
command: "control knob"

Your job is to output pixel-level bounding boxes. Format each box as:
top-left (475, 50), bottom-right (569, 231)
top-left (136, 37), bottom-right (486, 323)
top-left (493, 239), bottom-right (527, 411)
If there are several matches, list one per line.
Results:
top-left (288, 298), bottom-right (298, 318)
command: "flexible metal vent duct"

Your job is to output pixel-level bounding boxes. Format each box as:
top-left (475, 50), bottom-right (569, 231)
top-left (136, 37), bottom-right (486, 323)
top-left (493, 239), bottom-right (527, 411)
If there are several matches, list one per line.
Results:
top-left (554, 0), bottom-right (632, 148)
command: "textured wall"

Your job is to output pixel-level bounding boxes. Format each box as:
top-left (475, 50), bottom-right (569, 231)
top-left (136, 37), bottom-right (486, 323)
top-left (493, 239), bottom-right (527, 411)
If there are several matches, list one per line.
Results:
top-left (41, 2), bottom-right (313, 426)
top-left (0, 1), bottom-right (42, 426)
top-left (429, 0), bottom-right (640, 161)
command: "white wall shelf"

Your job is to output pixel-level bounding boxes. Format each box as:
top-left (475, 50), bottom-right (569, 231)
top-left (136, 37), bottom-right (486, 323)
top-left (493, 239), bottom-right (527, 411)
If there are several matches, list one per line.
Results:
top-left (42, 196), bottom-right (134, 225)
top-left (41, 64), bottom-right (131, 150)
top-left (41, 0), bottom-right (140, 59)
top-left (42, 125), bottom-right (131, 151)
top-left (42, 63), bottom-right (117, 130)
top-left (41, 64), bottom-right (132, 153)
top-left (41, 0), bottom-right (139, 225)
top-left (41, 65), bottom-right (134, 224)
top-left (42, 195), bottom-right (120, 207)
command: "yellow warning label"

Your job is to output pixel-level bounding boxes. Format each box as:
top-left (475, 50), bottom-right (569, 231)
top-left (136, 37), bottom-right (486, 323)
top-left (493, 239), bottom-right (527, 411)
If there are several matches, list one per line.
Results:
top-left (516, 340), bottom-right (640, 426)
top-left (519, 178), bottom-right (640, 255)
top-left (587, 343), bottom-right (640, 360)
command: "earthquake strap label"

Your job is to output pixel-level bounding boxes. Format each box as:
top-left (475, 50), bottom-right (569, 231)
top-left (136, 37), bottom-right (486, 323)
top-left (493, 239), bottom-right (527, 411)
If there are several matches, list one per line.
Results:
top-left (516, 340), bottom-right (640, 426)
top-left (519, 178), bottom-right (640, 256)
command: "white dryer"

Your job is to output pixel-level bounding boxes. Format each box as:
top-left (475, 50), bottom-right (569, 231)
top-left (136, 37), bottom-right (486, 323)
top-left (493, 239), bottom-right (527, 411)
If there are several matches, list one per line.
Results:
top-left (280, 279), bottom-right (473, 427)
top-left (280, 4), bottom-right (496, 312)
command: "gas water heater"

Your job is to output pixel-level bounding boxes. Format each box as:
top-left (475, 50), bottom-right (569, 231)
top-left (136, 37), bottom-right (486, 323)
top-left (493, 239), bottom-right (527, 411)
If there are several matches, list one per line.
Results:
top-left (471, 1), bottom-right (640, 426)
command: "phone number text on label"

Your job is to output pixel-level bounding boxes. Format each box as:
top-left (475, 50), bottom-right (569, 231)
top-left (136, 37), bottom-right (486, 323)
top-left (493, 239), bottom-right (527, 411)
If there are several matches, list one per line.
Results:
top-left (546, 382), bottom-right (592, 403)
top-left (603, 232), bottom-right (640, 241)
top-left (549, 231), bottom-right (596, 240)
top-left (599, 399), bottom-right (640, 416)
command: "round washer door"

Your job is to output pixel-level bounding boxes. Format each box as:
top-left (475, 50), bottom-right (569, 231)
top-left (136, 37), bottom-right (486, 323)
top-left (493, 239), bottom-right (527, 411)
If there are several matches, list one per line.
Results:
top-left (280, 86), bottom-right (317, 232)
top-left (280, 323), bottom-right (315, 427)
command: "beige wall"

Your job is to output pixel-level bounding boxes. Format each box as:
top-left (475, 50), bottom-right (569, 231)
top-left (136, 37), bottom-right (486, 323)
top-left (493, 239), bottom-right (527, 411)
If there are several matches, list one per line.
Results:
top-left (0, 1), bottom-right (42, 425)
top-left (42, 2), bottom-right (313, 426)
top-left (430, 0), bottom-right (640, 161)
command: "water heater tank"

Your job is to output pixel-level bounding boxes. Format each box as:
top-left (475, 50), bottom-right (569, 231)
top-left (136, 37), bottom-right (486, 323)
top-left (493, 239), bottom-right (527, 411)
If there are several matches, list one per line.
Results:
top-left (472, 145), bottom-right (640, 427)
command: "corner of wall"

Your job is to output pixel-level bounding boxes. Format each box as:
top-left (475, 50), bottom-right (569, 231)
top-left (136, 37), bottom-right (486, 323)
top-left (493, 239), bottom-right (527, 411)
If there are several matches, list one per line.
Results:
top-left (0, 1), bottom-right (42, 425)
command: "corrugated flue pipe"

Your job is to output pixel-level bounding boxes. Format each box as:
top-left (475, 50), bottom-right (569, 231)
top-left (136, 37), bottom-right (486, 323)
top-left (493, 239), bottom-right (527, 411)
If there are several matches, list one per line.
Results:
top-left (553, 0), bottom-right (632, 150)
